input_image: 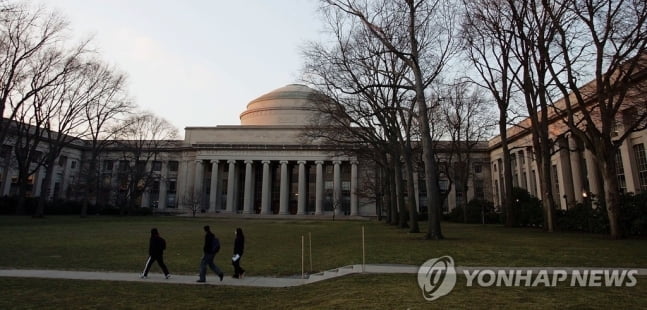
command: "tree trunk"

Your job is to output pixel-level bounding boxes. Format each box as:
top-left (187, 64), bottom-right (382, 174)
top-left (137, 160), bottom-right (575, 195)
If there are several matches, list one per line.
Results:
top-left (394, 158), bottom-right (408, 229)
top-left (81, 155), bottom-right (99, 218)
top-left (402, 145), bottom-right (419, 233)
top-left (601, 149), bottom-right (621, 239)
top-left (34, 162), bottom-right (55, 218)
top-left (417, 95), bottom-right (444, 240)
top-left (499, 113), bottom-right (515, 227)
top-left (15, 174), bottom-right (29, 215)
top-left (540, 148), bottom-right (555, 232)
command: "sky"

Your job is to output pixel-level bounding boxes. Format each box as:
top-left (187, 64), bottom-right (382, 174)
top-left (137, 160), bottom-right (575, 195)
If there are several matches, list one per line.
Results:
top-left (34, 0), bottom-right (323, 135)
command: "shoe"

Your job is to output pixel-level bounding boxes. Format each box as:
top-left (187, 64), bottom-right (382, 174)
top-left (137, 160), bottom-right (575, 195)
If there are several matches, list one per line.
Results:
top-left (196, 279), bottom-right (206, 283)
top-left (165, 274), bottom-right (171, 279)
top-left (232, 274), bottom-right (239, 279)
top-left (219, 273), bottom-right (224, 281)
top-left (140, 274), bottom-right (147, 279)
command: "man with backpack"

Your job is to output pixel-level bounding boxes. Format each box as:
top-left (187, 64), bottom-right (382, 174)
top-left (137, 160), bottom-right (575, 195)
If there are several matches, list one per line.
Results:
top-left (140, 228), bottom-right (171, 279)
top-left (197, 225), bottom-right (224, 283)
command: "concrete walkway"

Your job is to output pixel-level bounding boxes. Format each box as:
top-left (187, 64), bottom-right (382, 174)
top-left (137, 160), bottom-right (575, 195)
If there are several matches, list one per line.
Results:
top-left (1, 265), bottom-right (645, 288)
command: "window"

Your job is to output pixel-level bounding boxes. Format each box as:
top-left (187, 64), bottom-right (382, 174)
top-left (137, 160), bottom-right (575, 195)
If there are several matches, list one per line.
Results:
top-left (119, 160), bottom-right (129, 172)
top-left (103, 160), bottom-right (113, 172)
top-left (70, 160), bottom-right (77, 169)
top-left (1, 145), bottom-right (11, 160)
top-left (633, 144), bottom-right (647, 192)
top-left (31, 151), bottom-right (43, 163)
top-left (58, 156), bottom-right (67, 167)
top-left (615, 150), bottom-right (627, 193)
top-left (474, 179), bottom-right (485, 200)
top-left (168, 161), bottom-right (179, 172)
top-left (474, 164), bottom-right (482, 174)
top-left (152, 161), bottom-right (162, 172)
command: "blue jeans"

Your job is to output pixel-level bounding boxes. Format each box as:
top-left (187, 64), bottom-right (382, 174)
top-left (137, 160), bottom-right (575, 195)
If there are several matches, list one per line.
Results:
top-left (199, 253), bottom-right (222, 281)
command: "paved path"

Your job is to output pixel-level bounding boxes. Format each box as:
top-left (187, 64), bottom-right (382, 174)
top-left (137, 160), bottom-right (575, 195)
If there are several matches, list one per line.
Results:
top-left (1, 265), bottom-right (645, 287)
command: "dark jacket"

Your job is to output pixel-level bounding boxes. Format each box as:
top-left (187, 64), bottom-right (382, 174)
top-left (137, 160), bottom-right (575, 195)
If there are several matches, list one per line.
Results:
top-left (234, 235), bottom-right (244, 256)
top-left (204, 231), bottom-right (217, 254)
top-left (149, 235), bottom-right (166, 257)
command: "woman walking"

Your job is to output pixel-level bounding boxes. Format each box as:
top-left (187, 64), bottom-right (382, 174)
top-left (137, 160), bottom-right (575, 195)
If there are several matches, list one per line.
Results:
top-left (232, 228), bottom-right (245, 279)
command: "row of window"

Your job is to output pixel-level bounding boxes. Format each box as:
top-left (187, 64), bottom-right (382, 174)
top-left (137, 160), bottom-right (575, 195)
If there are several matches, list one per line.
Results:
top-left (102, 160), bottom-right (179, 173)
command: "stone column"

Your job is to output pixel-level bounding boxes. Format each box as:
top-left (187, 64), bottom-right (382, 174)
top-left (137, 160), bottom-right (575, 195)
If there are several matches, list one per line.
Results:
top-left (350, 160), bottom-right (358, 216)
top-left (226, 160), bottom-right (236, 213)
top-left (619, 138), bottom-right (638, 193)
top-left (559, 139), bottom-right (575, 209)
top-left (297, 160), bottom-right (307, 215)
top-left (315, 160), bottom-right (324, 215)
top-left (141, 190), bottom-right (150, 208)
top-left (279, 160), bottom-right (289, 215)
top-left (584, 149), bottom-right (602, 197)
top-left (243, 160), bottom-right (253, 214)
top-left (261, 160), bottom-right (271, 214)
top-left (568, 136), bottom-right (584, 203)
top-left (333, 160), bottom-right (342, 216)
top-left (194, 160), bottom-right (204, 209)
top-left (209, 160), bottom-right (219, 211)
top-left (158, 161), bottom-right (168, 209)
top-left (524, 147), bottom-right (536, 196)
top-left (0, 163), bottom-right (11, 196)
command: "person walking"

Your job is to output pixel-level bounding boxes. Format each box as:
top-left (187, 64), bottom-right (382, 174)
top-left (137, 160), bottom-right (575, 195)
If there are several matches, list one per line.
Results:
top-left (232, 228), bottom-right (245, 279)
top-left (140, 228), bottom-right (171, 279)
top-left (197, 225), bottom-right (224, 282)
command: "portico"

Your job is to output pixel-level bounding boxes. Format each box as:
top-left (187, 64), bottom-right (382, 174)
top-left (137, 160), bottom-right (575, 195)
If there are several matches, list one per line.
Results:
top-left (173, 84), bottom-right (362, 217)
top-left (188, 157), bottom-right (358, 216)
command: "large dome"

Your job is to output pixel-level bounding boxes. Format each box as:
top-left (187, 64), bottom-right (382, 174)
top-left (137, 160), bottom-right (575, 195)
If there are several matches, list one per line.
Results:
top-left (240, 84), bottom-right (323, 126)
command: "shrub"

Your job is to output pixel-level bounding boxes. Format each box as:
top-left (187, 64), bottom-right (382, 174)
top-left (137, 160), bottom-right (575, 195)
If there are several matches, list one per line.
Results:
top-left (511, 187), bottom-right (544, 227)
top-left (446, 199), bottom-right (499, 224)
top-left (618, 192), bottom-right (647, 236)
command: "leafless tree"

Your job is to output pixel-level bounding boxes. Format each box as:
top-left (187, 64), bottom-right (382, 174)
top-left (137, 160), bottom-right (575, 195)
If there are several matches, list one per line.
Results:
top-left (461, 0), bottom-right (522, 226)
top-left (33, 57), bottom-right (94, 218)
top-left (323, 0), bottom-right (460, 240)
top-left (302, 7), bottom-right (420, 229)
top-left (78, 61), bottom-right (133, 217)
top-left (541, 0), bottom-right (647, 238)
top-left (0, 3), bottom-right (79, 146)
top-left (438, 82), bottom-right (496, 222)
top-left (112, 112), bottom-right (178, 214)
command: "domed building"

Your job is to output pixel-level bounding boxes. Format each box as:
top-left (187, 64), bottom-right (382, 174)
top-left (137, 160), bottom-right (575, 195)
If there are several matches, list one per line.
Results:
top-left (240, 84), bottom-right (323, 126)
top-left (178, 84), bottom-right (363, 216)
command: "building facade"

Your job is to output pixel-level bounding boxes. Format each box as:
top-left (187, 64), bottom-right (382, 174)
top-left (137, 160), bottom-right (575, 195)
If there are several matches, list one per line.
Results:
top-left (0, 84), bottom-right (493, 217)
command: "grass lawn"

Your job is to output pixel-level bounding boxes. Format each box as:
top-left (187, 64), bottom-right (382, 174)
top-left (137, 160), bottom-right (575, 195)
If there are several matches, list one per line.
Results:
top-left (0, 215), bottom-right (645, 309)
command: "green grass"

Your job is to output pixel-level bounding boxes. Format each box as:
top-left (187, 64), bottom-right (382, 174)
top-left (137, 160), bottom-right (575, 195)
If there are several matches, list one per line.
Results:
top-left (1, 275), bottom-right (645, 309)
top-left (0, 216), bottom-right (646, 309)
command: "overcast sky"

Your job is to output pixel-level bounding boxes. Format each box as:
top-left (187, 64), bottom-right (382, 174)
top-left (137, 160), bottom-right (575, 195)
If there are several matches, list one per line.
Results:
top-left (35, 0), bottom-right (322, 135)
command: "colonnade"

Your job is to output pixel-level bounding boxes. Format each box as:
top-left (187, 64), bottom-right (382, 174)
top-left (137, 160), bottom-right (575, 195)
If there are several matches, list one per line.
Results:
top-left (193, 159), bottom-right (359, 216)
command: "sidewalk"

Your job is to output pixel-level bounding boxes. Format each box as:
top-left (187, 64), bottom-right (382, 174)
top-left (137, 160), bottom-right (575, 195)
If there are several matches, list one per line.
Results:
top-left (1, 265), bottom-right (645, 288)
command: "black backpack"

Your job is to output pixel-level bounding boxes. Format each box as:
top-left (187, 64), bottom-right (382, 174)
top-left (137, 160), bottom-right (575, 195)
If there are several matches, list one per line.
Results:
top-left (211, 237), bottom-right (220, 253)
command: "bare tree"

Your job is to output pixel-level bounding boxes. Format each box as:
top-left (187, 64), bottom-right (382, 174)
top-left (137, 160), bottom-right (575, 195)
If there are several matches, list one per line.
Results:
top-left (78, 61), bottom-right (133, 217)
top-left (541, 0), bottom-right (647, 238)
top-left (33, 56), bottom-right (92, 218)
top-left (113, 112), bottom-right (178, 214)
top-left (0, 4), bottom-right (78, 146)
top-left (302, 7), bottom-right (419, 229)
top-left (461, 0), bottom-right (521, 226)
top-left (324, 0), bottom-right (460, 240)
top-left (438, 82), bottom-right (496, 222)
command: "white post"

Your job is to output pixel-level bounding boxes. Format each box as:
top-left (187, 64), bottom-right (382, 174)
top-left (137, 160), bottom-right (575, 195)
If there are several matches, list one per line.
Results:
top-left (362, 225), bottom-right (365, 273)
top-left (309, 232), bottom-right (312, 272)
top-left (301, 235), bottom-right (305, 279)
top-left (279, 160), bottom-right (289, 215)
